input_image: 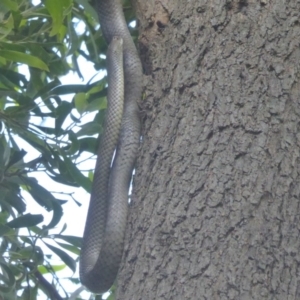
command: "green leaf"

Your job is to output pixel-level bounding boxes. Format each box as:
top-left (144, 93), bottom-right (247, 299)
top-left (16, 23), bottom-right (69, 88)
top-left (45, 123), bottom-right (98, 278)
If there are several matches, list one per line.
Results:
top-left (0, 263), bottom-right (15, 293)
top-left (86, 96), bottom-right (107, 112)
top-left (44, 200), bottom-right (63, 230)
top-left (50, 84), bottom-right (89, 95)
top-left (44, 242), bottom-right (76, 273)
top-left (74, 92), bottom-right (87, 114)
top-left (0, 207), bottom-right (10, 224)
top-left (56, 241), bottom-right (80, 255)
top-left (52, 235), bottom-right (82, 248)
top-left (76, 121), bottom-right (102, 137)
top-left (6, 213), bottom-right (43, 228)
top-left (6, 149), bottom-right (26, 170)
top-left (1, 0), bottom-right (19, 11)
top-left (78, 137), bottom-right (97, 154)
top-left (17, 130), bottom-right (53, 162)
top-left (0, 189), bottom-right (26, 214)
top-left (60, 151), bottom-right (91, 192)
top-left (0, 135), bottom-right (10, 168)
top-left (55, 101), bottom-right (72, 134)
top-left (47, 172), bottom-right (79, 187)
top-left (0, 225), bottom-right (13, 237)
top-left (0, 50), bottom-right (49, 71)
top-left (0, 73), bottom-right (19, 90)
top-left (56, 157), bottom-right (78, 185)
top-left (45, 0), bottom-right (65, 36)
top-left (22, 177), bottom-right (56, 210)
top-left (38, 264), bottom-right (66, 274)
top-left (5, 14), bottom-right (15, 34)
top-left (0, 68), bottom-right (27, 87)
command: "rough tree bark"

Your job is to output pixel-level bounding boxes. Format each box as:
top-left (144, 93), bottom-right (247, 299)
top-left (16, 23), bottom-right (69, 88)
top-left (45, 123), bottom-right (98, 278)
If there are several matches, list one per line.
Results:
top-left (117, 0), bottom-right (300, 299)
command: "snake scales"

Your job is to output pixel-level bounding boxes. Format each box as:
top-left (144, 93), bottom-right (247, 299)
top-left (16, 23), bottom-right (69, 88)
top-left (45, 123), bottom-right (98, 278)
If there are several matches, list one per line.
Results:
top-left (80, 0), bottom-right (142, 294)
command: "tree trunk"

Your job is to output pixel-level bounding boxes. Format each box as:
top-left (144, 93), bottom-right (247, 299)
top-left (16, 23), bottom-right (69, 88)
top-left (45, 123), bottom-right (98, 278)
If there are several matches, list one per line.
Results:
top-left (117, 0), bottom-right (300, 299)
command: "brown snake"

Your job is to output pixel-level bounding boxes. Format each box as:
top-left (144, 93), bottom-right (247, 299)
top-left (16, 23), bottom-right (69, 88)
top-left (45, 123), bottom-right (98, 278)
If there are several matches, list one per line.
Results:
top-left (79, 0), bottom-right (142, 294)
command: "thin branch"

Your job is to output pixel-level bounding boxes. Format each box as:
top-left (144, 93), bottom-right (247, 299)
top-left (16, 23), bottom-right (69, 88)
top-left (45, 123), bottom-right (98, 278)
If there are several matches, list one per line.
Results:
top-left (34, 270), bottom-right (64, 300)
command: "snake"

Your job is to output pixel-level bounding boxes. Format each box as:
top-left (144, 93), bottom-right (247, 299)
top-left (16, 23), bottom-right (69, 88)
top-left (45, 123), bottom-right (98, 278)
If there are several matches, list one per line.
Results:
top-left (79, 0), bottom-right (142, 294)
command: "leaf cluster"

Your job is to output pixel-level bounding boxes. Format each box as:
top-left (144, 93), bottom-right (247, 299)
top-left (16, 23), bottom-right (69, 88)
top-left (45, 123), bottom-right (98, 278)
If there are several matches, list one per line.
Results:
top-left (0, 0), bottom-right (115, 299)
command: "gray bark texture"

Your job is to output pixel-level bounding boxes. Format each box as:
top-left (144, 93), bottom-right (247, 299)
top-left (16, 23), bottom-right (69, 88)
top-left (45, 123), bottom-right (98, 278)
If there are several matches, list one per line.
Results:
top-left (116, 0), bottom-right (300, 299)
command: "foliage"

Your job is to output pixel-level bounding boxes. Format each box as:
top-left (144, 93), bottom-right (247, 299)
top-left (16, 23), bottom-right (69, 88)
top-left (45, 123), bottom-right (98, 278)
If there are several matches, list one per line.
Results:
top-left (0, 0), bottom-right (137, 298)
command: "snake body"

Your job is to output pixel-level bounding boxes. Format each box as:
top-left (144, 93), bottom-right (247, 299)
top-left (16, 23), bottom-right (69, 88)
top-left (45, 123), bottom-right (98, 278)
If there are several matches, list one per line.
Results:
top-left (80, 0), bottom-right (142, 294)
